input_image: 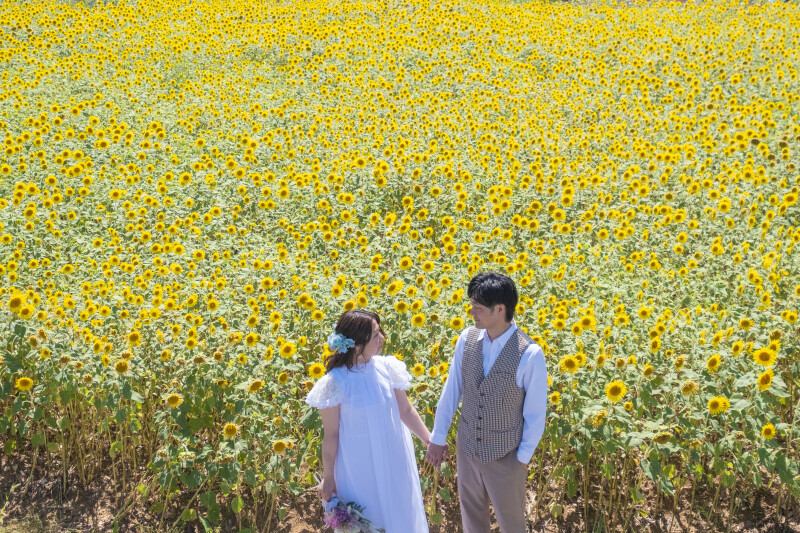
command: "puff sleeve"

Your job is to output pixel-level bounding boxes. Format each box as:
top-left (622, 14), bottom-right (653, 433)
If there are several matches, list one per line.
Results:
top-left (383, 355), bottom-right (412, 390)
top-left (305, 374), bottom-right (344, 409)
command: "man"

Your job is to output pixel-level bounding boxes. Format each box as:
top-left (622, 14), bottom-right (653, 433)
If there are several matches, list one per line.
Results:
top-left (426, 272), bottom-right (548, 533)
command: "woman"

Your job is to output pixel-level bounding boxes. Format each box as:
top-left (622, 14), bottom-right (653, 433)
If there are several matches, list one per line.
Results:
top-left (306, 310), bottom-right (430, 532)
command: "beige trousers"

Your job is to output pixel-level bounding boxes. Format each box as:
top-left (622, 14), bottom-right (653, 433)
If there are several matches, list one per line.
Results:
top-left (456, 444), bottom-right (528, 533)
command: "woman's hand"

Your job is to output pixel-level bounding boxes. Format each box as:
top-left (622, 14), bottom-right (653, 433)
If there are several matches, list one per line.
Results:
top-left (318, 476), bottom-right (337, 502)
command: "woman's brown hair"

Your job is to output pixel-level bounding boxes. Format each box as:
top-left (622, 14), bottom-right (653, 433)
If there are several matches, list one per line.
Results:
top-left (325, 310), bottom-right (384, 372)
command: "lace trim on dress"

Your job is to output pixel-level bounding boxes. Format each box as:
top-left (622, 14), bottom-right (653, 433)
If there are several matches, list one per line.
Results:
top-left (384, 355), bottom-right (412, 390)
top-left (305, 374), bottom-right (344, 409)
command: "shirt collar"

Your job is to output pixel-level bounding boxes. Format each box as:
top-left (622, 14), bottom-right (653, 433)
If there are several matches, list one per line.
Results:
top-left (477, 320), bottom-right (517, 343)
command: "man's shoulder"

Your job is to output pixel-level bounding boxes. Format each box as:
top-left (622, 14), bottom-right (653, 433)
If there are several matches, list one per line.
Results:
top-left (460, 325), bottom-right (479, 338)
top-left (514, 326), bottom-right (535, 345)
top-left (514, 328), bottom-right (544, 354)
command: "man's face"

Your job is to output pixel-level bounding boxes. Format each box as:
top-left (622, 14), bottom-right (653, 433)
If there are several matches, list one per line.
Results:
top-left (469, 298), bottom-right (505, 330)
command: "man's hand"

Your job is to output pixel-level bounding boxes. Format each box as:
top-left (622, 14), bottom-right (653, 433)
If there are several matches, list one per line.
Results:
top-left (426, 442), bottom-right (448, 470)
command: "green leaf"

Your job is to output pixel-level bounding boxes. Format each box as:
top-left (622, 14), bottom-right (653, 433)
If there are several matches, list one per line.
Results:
top-left (640, 457), bottom-right (661, 483)
top-left (731, 399), bottom-right (750, 412)
top-left (601, 461), bottom-right (614, 480)
top-left (109, 440), bottom-right (122, 458)
top-left (776, 453), bottom-right (799, 486)
top-left (721, 470), bottom-right (735, 488)
top-left (431, 512), bottom-right (443, 525)
top-left (630, 485), bottom-right (645, 503)
top-left (185, 469), bottom-right (204, 489)
top-left (658, 476), bottom-right (674, 496)
top-left (121, 381), bottom-right (144, 403)
top-left (438, 487), bottom-right (451, 502)
top-left (278, 507), bottom-right (288, 521)
top-left (180, 508), bottom-right (196, 522)
top-left (299, 408), bottom-right (318, 429)
top-left (232, 495), bottom-right (244, 514)
top-left (734, 372), bottom-right (755, 389)
top-left (567, 475), bottom-right (578, 498)
top-left (4, 353), bottom-right (23, 373)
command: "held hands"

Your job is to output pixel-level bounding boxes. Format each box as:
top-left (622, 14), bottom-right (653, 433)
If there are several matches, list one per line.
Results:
top-left (425, 442), bottom-right (449, 470)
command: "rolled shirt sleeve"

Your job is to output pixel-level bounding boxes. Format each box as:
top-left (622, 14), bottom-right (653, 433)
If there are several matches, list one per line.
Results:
top-left (429, 328), bottom-right (469, 446)
top-left (516, 344), bottom-right (548, 464)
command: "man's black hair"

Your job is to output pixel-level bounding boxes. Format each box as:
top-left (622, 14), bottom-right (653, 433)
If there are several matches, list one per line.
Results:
top-left (467, 272), bottom-right (518, 322)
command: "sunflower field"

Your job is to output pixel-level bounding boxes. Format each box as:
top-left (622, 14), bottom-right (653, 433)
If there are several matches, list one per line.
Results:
top-left (1, 0), bottom-right (799, 529)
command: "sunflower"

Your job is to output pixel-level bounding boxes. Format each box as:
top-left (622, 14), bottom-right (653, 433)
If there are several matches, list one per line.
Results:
top-left (248, 380), bottom-right (265, 393)
top-left (308, 363), bottom-right (326, 379)
top-left (278, 372), bottom-right (289, 384)
top-left (752, 347), bottom-right (776, 367)
top-left (653, 432), bottom-right (671, 444)
top-left (411, 363), bottom-right (425, 376)
top-left (450, 317), bottom-right (464, 330)
top-left (114, 359), bottom-right (130, 374)
top-left (15, 376), bottom-right (34, 392)
top-left (761, 423), bottom-right (776, 440)
top-left (681, 381), bottom-right (699, 396)
top-left (222, 423), bottom-right (239, 439)
top-left (559, 355), bottom-right (579, 374)
top-left (411, 313), bottom-right (426, 327)
top-left (707, 396), bottom-right (730, 415)
top-left (272, 440), bottom-right (288, 454)
top-left (166, 393), bottom-right (183, 408)
top-left (7, 293), bottom-right (25, 312)
top-left (605, 380), bottom-right (627, 403)
top-left (732, 341), bottom-right (743, 356)
top-left (757, 368), bottom-right (773, 391)
top-left (706, 354), bottom-right (721, 372)
top-left (280, 342), bottom-right (297, 359)
top-left (128, 330), bottom-right (141, 347)
top-left (591, 409), bottom-right (607, 427)
top-left (549, 392), bottom-right (561, 405)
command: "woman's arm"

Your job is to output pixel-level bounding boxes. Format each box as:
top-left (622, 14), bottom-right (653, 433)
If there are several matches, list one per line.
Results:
top-left (318, 405), bottom-right (340, 502)
top-left (394, 389), bottom-right (432, 445)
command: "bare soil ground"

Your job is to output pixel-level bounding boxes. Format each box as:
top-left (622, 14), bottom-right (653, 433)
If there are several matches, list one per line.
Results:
top-left (1, 451), bottom-right (798, 532)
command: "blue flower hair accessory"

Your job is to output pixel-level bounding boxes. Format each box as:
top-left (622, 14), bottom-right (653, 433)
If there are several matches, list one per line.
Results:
top-left (327, 330), bottom-right (356, 354)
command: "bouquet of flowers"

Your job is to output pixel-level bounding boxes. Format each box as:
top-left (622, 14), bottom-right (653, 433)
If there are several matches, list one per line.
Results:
top-left (322, 496), bottom-right (385, 533)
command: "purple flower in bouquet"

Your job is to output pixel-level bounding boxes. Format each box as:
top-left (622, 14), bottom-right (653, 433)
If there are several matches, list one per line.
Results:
top-left (323, 501), bottom-right (352, 529)
top-left (321, 496), bottom-right (385, 533)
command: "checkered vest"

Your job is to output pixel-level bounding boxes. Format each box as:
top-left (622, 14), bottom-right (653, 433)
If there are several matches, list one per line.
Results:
top-left (457, 326), bottom-right (530, 463)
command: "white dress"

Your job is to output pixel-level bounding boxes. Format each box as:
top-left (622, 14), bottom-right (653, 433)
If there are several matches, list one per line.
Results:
top-left (306, 355), bottom-right (429, 533)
